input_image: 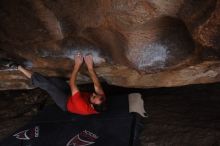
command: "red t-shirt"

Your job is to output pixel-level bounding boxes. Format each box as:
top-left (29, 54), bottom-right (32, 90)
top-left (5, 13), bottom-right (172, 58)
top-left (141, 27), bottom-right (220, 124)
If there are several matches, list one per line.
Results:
top-left (66, 91), bottom-right (98, 115)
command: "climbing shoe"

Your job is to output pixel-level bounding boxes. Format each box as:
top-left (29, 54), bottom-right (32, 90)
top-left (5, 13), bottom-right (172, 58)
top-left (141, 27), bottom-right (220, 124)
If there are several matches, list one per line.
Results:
top-left (0, 58), bottom-right (19, 70)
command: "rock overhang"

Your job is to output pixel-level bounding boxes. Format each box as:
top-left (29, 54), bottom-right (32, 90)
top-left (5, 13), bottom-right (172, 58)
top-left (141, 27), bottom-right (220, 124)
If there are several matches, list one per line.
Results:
top-left (0, 0), bottom-right (220, 90)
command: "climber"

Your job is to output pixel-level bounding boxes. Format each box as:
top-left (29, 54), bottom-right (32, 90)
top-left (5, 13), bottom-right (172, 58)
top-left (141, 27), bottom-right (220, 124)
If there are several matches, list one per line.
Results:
top-left (1, 54), bottom-right (107, 115)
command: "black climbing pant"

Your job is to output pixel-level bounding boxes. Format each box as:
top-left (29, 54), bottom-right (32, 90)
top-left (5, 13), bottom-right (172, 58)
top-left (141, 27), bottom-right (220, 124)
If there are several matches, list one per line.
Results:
top-left (31, 72), bottom-right (71, 111)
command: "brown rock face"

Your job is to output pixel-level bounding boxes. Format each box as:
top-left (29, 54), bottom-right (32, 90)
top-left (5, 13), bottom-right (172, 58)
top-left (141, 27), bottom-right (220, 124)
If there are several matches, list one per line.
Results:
top-left (0, 0), bottom-right (220, 90)
top-left (179, 0), bottom-right (220, 50)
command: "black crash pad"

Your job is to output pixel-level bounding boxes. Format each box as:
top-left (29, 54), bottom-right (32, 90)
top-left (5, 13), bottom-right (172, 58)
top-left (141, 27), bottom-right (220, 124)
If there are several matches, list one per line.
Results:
top-left (0, 94), bottom-right (143, 146)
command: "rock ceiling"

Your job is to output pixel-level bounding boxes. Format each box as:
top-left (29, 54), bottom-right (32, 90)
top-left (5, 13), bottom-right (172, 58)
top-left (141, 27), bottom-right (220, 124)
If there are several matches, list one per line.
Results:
top-left (0, 0), bottom-right (220, 90)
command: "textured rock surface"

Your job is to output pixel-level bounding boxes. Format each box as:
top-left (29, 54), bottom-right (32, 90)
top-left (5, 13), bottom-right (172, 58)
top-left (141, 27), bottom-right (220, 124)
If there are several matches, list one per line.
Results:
top-left (0, 89), bottom-right (48, 140)
top-left (179, 0), bottom-right (220, 51)
top-left (0, 0), bottom-right (220, 90)
top-left (140, 83), bottom-right (220, 146)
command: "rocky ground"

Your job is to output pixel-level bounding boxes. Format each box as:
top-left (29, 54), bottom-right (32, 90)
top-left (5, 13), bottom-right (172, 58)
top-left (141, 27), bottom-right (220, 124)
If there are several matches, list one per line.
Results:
top-left (0, 83), bottom-right (220, 146)
top-left (0, 89), bottom-right (50, 140)
top-left (139, 85), bottom-right (220, 146)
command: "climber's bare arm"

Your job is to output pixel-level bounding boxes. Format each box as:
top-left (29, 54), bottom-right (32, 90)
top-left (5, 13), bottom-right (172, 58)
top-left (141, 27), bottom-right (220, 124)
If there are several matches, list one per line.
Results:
top-left (70, 54), bottom-right (83, 95)
top-left (18, 65), bottom-right (32, 79)
top-left (84, 55), bottom-right (105, 95)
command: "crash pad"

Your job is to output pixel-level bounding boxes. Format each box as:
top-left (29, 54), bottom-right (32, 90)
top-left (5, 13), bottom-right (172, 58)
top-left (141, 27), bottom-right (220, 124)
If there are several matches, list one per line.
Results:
top-left (0, 94), bottom-right (143, 146)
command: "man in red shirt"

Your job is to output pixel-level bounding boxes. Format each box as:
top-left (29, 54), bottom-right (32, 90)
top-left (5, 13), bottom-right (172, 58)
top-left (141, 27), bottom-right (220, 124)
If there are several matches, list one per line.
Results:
top-left (67, 54), bottom-right (106, 115)
top-left (3, 54), bottom-right (106, 115)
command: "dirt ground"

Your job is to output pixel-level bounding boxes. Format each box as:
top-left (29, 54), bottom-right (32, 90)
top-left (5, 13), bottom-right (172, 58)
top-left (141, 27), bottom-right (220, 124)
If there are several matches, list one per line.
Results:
top-left (0, 83), bottom-right (220, 146)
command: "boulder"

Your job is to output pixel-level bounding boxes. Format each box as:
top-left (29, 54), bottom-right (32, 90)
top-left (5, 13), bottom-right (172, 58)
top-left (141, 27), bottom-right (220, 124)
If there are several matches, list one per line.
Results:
top-left (0, 0), bottom-right (220, 90)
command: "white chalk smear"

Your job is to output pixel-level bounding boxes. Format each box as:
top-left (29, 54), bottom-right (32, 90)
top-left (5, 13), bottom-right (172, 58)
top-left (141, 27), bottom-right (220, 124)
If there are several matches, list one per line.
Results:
top-left (39, 48), bottom-right (106, 64)
top-left (127, 43), bottom-right (169, 70)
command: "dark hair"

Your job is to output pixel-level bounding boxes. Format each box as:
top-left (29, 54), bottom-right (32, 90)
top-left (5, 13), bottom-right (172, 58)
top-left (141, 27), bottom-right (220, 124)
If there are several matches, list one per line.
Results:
top-left (92, 97), bottom-right (107, 113)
